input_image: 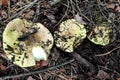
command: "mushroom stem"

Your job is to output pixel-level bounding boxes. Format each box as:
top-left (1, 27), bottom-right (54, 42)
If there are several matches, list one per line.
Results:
top-left (32, 46), bottom-right (47, 61)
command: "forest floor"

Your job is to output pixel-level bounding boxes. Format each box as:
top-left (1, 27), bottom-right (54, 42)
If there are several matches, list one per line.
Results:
top-left (0, 0), bottom-right (120, 80)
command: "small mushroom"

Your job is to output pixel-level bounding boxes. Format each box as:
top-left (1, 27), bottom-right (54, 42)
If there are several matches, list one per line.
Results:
top-left (3, 18), bottom-right (54, 67)
top-left (88, 25), bottom-right (115, 46)
top-left (54, 19), bottom-right (86, 52)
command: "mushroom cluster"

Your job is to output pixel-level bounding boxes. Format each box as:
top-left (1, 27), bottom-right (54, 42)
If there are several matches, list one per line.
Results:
top-left (54, 19), bottom-right (116, 52)
top-left (3, 18), bottom-right (116, 67)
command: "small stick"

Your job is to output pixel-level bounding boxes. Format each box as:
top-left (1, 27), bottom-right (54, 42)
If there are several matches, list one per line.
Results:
top-left (49, 0), bottom-right (62, 6)
top-left (0, 59), bottom-right (74, 80)
top-left (95, 46), bottom-right (120, 57)
top-left (70, 52), bottom-right (96, 75)
top-left (4, 0), bottom-right (39, 22)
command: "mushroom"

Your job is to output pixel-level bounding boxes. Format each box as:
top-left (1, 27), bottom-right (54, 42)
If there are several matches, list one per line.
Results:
top-left (87, 25), bottom-right (115, 46)
top-left (54, 19), bottom-right (86, 52)
top-left (3, 18), bottom-right (54, 67)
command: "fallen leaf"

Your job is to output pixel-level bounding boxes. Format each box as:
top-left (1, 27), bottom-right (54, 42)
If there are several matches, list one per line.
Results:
top-left (96, 70), bottom-right (109, 79)
top-left (40, 60), bottom-right (47, 66)
top-left (0, 60), bottom-right (7, 70)
top-left (21, 10), bottom-right (35, 19)
top-left (46, 13), bottom-right (56, 23)
top-left (106, 2), bottom-right (120, 13)
top-left (115, 6), bottom-right (120, 12)
top-left (75, 14), bottom-right (87, 25)
top-left (34, 60), bottom-right (48, 69)
top-left (0, 10), bottom-right (7, 19)
top-left (27, 76), bottom-right (35, 80)
top-left (0, 64), bottom-right (6, 70)
top-left (106, 3), bottom-right (115, 9)
top-left (0, 0), bottom-right (9, 6)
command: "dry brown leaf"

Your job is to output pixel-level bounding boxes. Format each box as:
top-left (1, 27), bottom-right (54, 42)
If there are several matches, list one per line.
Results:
top-left (75, 14), bottom-right (87, 25)
top-left (0, 0), bottom-right (9, 6)
top-left (34, 60), bottom-right (48, 69)
top-left (40, 60), bottom-right (47, 66)
top-left (116, 6), bottom-right (120, 12)
top-left (0, 64), bottom-right (7, 70)
top-left (107, 2), bottom-right (120, 12)
top-left (106, 3), bottom-right (115, 9)
top-left (27, 76), bottom-right (35, 80)
top-left (0, 60), bottom-right (7, 71)
top-left (46, 13), bottom-right (56, 23)
top-left (0, 10), bottom-right (7, 19)
top-left (21, 10), bottom-right (35, 19)
top-left (96, 70), bottom-right (109, 79)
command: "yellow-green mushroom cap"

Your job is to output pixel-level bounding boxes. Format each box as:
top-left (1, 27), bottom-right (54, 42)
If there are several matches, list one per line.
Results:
top-left (54, 19), bottom-right (86, 52)
top-left (88, 26), bottom-right (114, 46)
top-left (3, 18), bottom-right (54, 67)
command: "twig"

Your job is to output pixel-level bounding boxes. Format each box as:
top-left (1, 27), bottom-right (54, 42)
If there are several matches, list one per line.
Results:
top-left (8, 0), bottom-right (10, 18)
top-left (95, 46), bottom-right (120, 57)
top-left (98, 65), bottom-right (120, 75)
top-left (49, 0), bottom-right (62, 6)
top-left (70, 52), bottom-right (96, 75)
top-left (0, 59), bottom-right (74, 80)
top-left (4, 0), bottom-right (39, 22)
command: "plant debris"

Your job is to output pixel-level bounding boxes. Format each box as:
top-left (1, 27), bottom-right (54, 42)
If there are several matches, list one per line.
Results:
top-left (0, 0), bottom-right (120, 80)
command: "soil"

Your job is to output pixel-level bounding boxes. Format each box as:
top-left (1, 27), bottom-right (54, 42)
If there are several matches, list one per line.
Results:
top-left (0, 0), bottom-right (120, 80)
